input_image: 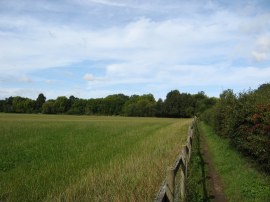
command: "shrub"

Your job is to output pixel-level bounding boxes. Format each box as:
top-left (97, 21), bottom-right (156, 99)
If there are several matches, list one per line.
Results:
top-left (201, 83), bottom-right (270, 173)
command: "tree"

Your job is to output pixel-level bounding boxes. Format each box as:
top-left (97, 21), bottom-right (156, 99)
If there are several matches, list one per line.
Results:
top-left (3, 97), bottom-right (14, 112)
top-left (0, 89), bottom-right (216, 117)
top-left (155, 98), bottom-right (164, 117)
top-left (42, 100), bottom-right (56, 114)
top-left (68, 99), bottom-right (87, 115)
top-left (123, 94), bottom-right (156, 117)
top-left (54, 96), bottom-right (69, 113)
top-left (36, 93), bottom-right (46, 112)
top-left (164, 90), bottom-right (181, 117)
top-left (12, 96), bottom-right (25, 113)
top-left (179, 93), bottom-right (194, 117)
top-left (85, 99), bottom-right (99, 115)
top-left (103, 94), bottom-right (129, 115)
top-left (0, 100), bottom-right (5, 112)
top-left (12, 96), bottom-right (35, 113)
top-left (68, 95), bottom-right (78, 109)
top-left (122, 95), bottom-right (140, 116)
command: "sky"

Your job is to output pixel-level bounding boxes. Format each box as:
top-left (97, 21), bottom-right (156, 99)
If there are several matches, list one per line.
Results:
top-left (0, 0), bottom-right (270, 100)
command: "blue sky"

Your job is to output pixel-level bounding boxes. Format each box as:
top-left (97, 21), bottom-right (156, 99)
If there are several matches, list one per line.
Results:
top-left (0, 0), bottom-right (270, 100)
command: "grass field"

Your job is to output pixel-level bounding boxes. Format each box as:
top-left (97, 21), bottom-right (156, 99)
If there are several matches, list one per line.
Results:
top-left (0, 114), bottom-right (191, 201)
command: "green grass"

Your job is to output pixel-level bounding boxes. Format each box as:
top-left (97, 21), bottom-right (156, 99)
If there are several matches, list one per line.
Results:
top-left (186, 121), bottom-right (211, 202)
top-left (0, 114), bottom-right (191, 201)
top-left (199, 122), bottom-right (270, 202)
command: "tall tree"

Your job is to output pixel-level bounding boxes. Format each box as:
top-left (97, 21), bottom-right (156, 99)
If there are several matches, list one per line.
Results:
top-left (3, 97), bottom-right (14, 113)
top-left (68, 99), bottom-right (87, 115)
top-left (42, 100), bottom-right (56, 114)
top-left (164, 90), bottom-right (181, 117)
top-left (155, 98), bottom-right (164, 117)
top-left (54, 96), bottom-right (69, 113)
top-left (103, 94), bottom-right (129, 115)
top-left (123, 94), bottom-right (156, 117)
top-left (36, 93), bottom-right (46, 112)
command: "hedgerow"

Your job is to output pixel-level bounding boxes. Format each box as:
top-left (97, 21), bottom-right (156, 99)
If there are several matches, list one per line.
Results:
top-left (201, 83), bottom-right (270, 173)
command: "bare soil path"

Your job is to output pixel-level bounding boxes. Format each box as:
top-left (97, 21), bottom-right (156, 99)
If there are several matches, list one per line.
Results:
top-left (200, 131), bottom-right (227, 202)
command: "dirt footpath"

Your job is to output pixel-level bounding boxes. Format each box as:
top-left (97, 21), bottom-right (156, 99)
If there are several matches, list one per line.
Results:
top-left (200, 133), bottom-right (227, 202)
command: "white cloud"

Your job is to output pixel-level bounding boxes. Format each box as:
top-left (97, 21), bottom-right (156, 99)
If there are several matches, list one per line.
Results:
top-left (91, 62), bottom-right (270, 94)
top-left (85, 0), bottom-right (129, 7)
top-left (0, 11), bottom-right (242, 75)
top-left (238, 13), bottom-right (270, 35)
top-left (83, 73), bottom-right (95, 81)
top-left (44, 79), bottom-right (57, 84)
top-left (251, 35), bottom-right (270, 61)
top-left (0, 0), bottom-right (270, 99)
top-left (0, 74), bottom-right (33, 83)
top-left (252, 51), bottom-right (267, 62)
top-left (0, 88), bottom-right (39, 99)
top-left (18, 75), bottom-right (33, 83)
top-left (257, 35), bottom-right (270, 52)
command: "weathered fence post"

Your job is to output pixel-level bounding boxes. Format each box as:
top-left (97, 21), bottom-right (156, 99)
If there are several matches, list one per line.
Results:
top-left (166, 167), bottom-right (175, 201)
top-left (186, 138), bottom-right (192, 162)
top-left (179, 159), bottom-right (186, 202)
top-left (182, 147), bottom-right (188, 175)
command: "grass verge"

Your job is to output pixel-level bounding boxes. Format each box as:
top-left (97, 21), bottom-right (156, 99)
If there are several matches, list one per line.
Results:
top-left (186, 121), bottom-right (210, 202)
top-left (199, 122), bottom-right (270, 202)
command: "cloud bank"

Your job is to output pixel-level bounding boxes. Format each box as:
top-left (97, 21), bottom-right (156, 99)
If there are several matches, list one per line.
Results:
top-left (0, 0), bottom-right (270, 99)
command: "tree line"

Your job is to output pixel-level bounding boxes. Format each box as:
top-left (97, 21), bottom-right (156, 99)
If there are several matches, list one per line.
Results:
top-left (0, 90), bottom-right (216, 118)
top-left (202, 83), bottom-right (270, 173)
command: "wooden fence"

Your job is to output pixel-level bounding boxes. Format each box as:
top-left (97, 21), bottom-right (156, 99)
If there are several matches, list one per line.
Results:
top-left (155, 117), bottom-right (196, 202)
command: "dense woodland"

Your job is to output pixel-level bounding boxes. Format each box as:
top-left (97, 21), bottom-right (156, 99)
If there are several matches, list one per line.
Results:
top-left (202, 83), bottom-right (270, 173)
top-left (0, 90), bottom-right (216, 118)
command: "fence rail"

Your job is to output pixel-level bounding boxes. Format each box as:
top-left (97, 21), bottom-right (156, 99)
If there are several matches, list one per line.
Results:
top-left (155, 117), bottom-right (196, 202)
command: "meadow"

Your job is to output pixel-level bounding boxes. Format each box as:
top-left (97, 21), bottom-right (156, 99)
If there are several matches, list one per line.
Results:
top-left (0, 114), bottom-right (191, 201)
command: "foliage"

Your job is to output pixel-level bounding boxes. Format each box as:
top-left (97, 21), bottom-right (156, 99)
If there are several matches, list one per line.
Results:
top-left (54, 96), bottom-right (69, 113)
top-left (155, 98), bottom-right (164, 117)
top-left (123, 94), bottom-right (156, 117)
top-left (0, 91), bottom-right (215, 118)
top-left (42, 100), bottom-right (56, 114)
top-left (159, 90), bottom-right (215, 118)
top-left (201, 83), bottom-right (270, 173)
top-left (36, 93), bottom-right (46, 112)
top-left (102, 94), bottom-right (129, 115)
top-left (12, 96), bottom-right (35, 113)
top-left (67, 98), bottom-right (87, 115)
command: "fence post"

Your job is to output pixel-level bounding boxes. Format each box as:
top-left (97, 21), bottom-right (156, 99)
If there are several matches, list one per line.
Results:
top-left (182, 147), bottom-right (188, 175)
top-left (186, 138), bottom-right (192, 162)
top-left (166, 167), bottom-right (175, 201)
top-left (180, 160), bottom-right (186, 202)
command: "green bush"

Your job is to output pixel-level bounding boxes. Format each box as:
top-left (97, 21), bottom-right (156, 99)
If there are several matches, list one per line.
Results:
top-left (201, 83), bottom-right (270, 173)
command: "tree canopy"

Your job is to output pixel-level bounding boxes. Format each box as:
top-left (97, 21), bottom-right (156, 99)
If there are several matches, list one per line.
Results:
top-left (0, 90), bottom-right (216, 118)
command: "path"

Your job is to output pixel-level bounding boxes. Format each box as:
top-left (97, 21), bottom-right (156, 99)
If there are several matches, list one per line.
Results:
top-left (200, 130), bottom-right (227, 202)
